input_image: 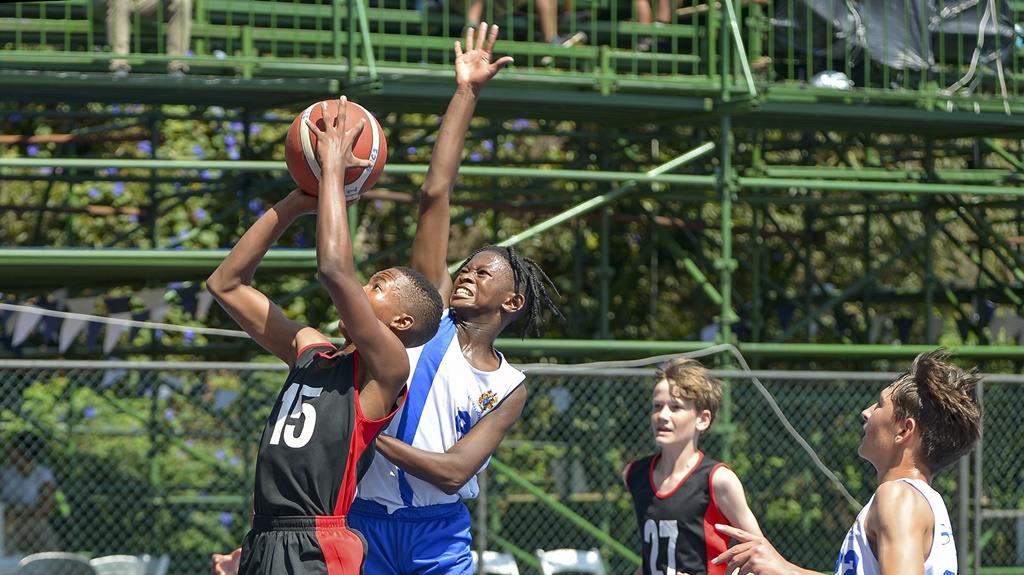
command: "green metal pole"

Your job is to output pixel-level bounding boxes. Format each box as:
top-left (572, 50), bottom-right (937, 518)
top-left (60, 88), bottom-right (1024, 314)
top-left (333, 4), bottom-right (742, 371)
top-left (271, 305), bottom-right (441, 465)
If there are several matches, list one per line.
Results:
top-left (443, 142), bottom-right (719, 273)
top-left (925, 201), bottom-right (937, 343)
top-left (775, 230), bottom-right (936, 342)
top-left (751, 205), bottom-right (764, 343)
top-left (353, 0), bottom-right (380, 83)
top-left (600, 208), bottom-right (611, 339)
top-left (488, 459), bottom-right (641, 565)
top-left (447, 181), bottom-right (639, 274)
top-left (0, 158), bottom-right (718, 187)
top-left (716, 126), bottom-right (739, 334)
top-left (7, 158), bottom-right (1023, 196)
top-left (716, 114), bottom-right (738, 462)
top-left (981, 138), bottom-right (1024, 172)
top-left (761, 166), bottom-right (1019, 182)
top-left (737, 177), bottom-right (1024, 197)
top-left (721, 0), bottom-right (757, 98)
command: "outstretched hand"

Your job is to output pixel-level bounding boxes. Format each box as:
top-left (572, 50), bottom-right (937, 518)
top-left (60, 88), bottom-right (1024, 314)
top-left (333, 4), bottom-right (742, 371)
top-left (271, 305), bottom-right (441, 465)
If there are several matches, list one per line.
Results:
top-left (712, 524), bottom-right (794, 575)
top-left (305, 96), bottom-right (374, 178)
top-left (455, 22), bottom-right (514, 94)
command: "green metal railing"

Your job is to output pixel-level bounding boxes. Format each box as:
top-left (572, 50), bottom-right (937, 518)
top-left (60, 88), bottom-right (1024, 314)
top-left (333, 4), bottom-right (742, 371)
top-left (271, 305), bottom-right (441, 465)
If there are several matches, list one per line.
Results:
top-left (1, 0), bottom-right (1021, 98)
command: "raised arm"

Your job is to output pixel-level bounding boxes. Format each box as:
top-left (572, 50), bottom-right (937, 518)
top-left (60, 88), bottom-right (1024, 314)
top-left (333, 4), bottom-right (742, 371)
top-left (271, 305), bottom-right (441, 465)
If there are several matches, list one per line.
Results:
top-left (207, 189), bottom-right (326, 367)
top-left (374, 385), bottom-right (526, 494)
top-left (409, 23), bottom-right (514, 295)
top-left (310, 97), bottom-right (410, 419)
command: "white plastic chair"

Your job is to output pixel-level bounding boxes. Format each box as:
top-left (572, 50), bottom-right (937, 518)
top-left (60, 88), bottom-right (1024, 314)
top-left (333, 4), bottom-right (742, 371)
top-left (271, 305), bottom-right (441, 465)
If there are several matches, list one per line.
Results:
top-left (141, 555), bottom-right (170, 575)
top-left (16, 552), bottom-right (97, 575)
top-left (89, 555), bottom-right (147, 575)
top-left (470, 550), bottom-right (521, 575)
top-left (534, 548), bottom-right (606, 575)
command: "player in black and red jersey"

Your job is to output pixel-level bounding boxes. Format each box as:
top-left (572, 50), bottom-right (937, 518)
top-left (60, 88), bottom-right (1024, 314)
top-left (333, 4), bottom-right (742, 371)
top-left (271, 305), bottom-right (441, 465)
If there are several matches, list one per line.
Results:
top-left (623, 357), bottom-right (763, 575)
top-left (206, 97), bottom-right (443, 575)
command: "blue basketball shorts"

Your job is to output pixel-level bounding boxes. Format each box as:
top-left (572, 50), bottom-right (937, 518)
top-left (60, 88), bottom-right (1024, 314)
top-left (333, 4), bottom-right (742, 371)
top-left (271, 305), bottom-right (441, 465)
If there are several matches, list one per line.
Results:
top-left (347, 498), bottom-right (473, 575)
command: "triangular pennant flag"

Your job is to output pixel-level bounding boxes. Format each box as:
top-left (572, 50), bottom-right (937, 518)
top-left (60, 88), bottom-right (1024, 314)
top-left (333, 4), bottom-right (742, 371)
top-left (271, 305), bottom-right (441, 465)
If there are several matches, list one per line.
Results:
top-left (1009, 317), bottom-right (1024, 342)
top-left (987, 316), bottom-right (1013, 342)
top-left (105, 296), bottom-right (132, 315)
top-left (34, 301), bottom-right (59, 344)
top-left (777, 305), bottom-right (795, 329)
top-left (2, 297), bottom-right (18, 332)
top-left (103, 312), bottom-right (131, 355)
top-left (11, 305), bottom-right (45, 346)
top-left (868, 313), bottom-right (890, 344)
top-left (731, 317), bottom-right (745, 341)
top-left (195, 291), bottom-right (215, 321)
top-left (42, 314), bottom-right (61, 344)
top-left (129, 311), bottom-right (150, 341)
top-left (177, 284), bottom-right (200, 315)
top-left (161, 374), bottom-right (184, 390)
top-left (835, 311), bottom-right (851, 335)
top-left (150, 304), bottom-right (172, 323)
top-left (956, 318), bottom-right (972, 341)
top-left (893, 317), bottom-right (915, 343)
top-left (86, 322), bottom-right (103, 350)
top-left (136, 288), bottom-right (168, 311)
top-left (100, 360), bottom-right (126, 390)
top-left (213, 390), bottom-right (240, 412)
top-left (977, 300), bottom-right (996, 327)
top-left (51, 288), bottom-right (69, 308)
top-left (59, 297), bottom-right (98, 353)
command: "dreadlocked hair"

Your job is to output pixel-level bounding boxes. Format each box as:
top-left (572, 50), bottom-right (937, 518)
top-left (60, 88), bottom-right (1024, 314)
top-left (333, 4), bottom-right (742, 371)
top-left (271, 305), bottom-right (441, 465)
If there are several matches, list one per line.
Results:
top-left (458, 245), bottom-right (563, 337)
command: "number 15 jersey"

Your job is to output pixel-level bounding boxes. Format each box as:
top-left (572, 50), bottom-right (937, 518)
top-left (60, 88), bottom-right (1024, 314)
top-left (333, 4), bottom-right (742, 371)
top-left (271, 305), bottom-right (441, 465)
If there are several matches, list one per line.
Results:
top-left (252, 344), bottom-right (404, 518)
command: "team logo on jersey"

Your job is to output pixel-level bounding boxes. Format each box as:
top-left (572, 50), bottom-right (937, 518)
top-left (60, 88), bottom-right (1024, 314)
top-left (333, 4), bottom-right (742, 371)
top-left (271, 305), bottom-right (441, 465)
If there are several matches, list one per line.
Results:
top-left (478, 390), bottom-right (499, 411)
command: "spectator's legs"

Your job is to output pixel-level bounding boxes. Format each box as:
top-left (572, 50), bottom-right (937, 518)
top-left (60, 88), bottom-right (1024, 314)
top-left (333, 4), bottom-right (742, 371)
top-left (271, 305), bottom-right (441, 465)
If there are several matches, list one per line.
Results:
top-left (535, 0), bottom-right (557, 42)
top-left (106, 0), bottom-right (133, 73)
top-left (465, 0), bottom-right (483, 30)
top-left (635, 0), bottom-right (670, 51)
top-left (655, 0), bottom-right (672, 24)
top-left (635, 0), bottom-right (653, 24)
top-left (166, 0), bottom-right (192, 73)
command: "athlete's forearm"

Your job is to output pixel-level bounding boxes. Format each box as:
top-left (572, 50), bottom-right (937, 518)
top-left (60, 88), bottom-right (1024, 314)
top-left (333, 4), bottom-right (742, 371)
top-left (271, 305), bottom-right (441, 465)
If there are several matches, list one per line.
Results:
top-left (375, 435), bottom-right (478, 495)
top-left (420, 87), bottom-right (478, 203)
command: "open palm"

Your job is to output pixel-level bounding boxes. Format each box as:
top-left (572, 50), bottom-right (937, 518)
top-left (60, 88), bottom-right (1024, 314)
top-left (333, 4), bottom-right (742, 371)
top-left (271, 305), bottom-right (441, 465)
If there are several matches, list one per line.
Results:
top-left (455, 23), bottom-right (514, 92)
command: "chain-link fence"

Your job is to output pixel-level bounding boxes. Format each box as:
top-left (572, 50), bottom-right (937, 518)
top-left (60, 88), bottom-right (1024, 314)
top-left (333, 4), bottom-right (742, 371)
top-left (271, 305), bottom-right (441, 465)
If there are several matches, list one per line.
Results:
top-left (0, 359), bottom-right (1019, 574)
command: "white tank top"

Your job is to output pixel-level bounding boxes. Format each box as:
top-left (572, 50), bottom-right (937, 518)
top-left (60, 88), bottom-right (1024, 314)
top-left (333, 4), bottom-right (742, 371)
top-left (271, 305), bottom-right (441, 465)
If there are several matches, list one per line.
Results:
top-left (834, 478), bottom-right (957, 575)
top-left (355, 310), bottom-right (525, 512)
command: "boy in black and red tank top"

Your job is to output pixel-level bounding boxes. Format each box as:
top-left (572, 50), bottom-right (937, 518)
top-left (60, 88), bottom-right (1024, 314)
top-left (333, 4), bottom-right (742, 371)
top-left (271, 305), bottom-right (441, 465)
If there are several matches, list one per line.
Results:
top-left (207, 98), bottom-right (443, 575)
top-left (622, 357), bottom-right (763, 575)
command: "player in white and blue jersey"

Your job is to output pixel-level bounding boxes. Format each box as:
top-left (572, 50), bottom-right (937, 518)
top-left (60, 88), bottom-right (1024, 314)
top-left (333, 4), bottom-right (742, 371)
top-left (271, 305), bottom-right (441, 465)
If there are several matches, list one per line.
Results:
top-left (712, 350), bottom-right (982, 575)
top-left (211, 23), bottom-right (560, 575)
top-left (347, 24), bottom-right (560, 575)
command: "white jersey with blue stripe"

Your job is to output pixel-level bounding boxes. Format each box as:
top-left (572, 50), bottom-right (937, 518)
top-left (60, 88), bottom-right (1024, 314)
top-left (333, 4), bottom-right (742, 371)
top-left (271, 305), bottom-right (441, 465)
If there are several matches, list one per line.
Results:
top-left (355, 309), bottom-right (525, 513)
top-left (834, 478), bottom-right (957, 575)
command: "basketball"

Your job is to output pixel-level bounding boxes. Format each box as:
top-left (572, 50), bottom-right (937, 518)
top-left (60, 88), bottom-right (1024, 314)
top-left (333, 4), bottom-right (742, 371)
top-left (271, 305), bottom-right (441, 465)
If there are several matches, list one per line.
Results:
top-left (284, 98), bottom-right (387, 202)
